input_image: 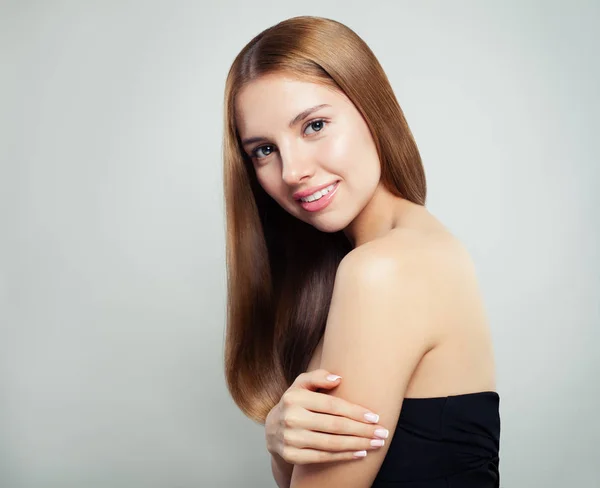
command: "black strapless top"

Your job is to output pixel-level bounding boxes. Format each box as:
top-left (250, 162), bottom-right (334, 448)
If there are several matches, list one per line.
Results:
top-left (372, 391), bottom-right (500, 487)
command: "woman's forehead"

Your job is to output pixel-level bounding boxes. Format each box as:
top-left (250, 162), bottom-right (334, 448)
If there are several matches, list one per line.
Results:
top-left (235, 76), bottom-right (346, 132)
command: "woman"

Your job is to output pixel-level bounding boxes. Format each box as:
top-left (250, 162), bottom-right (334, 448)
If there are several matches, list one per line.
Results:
top-left (223, 15), bottom-right (500, 488)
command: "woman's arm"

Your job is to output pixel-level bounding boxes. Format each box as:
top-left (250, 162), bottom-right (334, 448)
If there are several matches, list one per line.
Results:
top-left (271, 452), bottom-right (293, 488)
top-left (289, 239), bottom-right (460, 488)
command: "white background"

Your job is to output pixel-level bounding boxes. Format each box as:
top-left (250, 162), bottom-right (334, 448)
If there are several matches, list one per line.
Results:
top-left (1, 1), bottom-right (598, 486)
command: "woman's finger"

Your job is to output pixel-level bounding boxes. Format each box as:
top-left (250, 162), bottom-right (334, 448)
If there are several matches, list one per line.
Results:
top-left (282, 446), bottom-right (370, 465)
top-left (292, 389), bottom-right (380, 424)
top-left (281, 408), bottom-right (389, 439)
top-left (291, 368), bottom-right (343, 391)
top-left (296, 410), bottom-right (389, 439)
top-left (285, 428), bottom-right (385, 452)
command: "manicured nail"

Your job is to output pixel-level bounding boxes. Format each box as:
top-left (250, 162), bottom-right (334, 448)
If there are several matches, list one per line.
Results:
top-left (326, 375), bottom-right (341, 381)
top-left (371, 439), bottom-right (385, 447)
top-left (374, 428), bottom-right (389, 439)
top-left (364, 412), bottom-right (379, 423)
top-left (353, 450), bottom-right (367, 458)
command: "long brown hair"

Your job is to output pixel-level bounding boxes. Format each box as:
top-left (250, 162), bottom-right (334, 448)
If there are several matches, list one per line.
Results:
top-left (223, 15), bottom-right (426, 423)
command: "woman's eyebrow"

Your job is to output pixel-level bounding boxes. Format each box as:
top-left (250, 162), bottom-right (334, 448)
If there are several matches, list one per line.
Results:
top-left (241, 103), bottom-right (331, 148)
top-left (288, 103), bottom-right (331, 128)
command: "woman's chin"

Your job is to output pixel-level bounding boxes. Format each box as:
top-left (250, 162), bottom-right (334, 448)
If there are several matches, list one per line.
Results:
top-left (307, 218), bottom-right (346, 234)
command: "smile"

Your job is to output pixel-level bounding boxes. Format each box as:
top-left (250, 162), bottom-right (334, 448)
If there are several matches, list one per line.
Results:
top-left (299, 182), bottom-right (337, 202)
top-left (297, 181), bottom-right (340, 213)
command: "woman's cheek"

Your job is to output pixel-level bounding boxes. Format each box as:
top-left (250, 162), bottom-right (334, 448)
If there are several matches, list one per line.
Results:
top-left (322, 132), bottom-right (352, 170)
top-left (258, 171), bottom-right (294, 211)
top-left (256, 169), bottom-right (278, 199)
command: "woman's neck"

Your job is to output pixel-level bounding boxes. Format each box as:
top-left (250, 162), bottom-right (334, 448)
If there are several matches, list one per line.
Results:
top-left (343, 184), bottom-right (422, 248)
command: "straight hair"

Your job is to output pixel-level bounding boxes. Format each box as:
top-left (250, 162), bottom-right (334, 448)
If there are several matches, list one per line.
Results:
top-left (222, 15), bottom-right (426, 423)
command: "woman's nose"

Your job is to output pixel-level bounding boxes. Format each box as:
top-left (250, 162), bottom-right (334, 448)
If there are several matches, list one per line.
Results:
top-left (280, 147), bottom-right (315, 186)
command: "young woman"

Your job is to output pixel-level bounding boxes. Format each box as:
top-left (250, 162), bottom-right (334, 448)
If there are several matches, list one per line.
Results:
top-left (222, 15), bottom-right (500, 488)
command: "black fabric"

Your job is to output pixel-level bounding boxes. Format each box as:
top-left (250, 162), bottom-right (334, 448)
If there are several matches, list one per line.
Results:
top-left (371, 391), bottom-right (500, 487)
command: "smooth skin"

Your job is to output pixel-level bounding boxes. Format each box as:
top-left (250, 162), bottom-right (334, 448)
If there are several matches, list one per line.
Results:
top-left (265, 370), bottom-right (389, 465)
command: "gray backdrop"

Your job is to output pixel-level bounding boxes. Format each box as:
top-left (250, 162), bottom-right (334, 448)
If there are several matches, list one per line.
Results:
top-left (1, 1), bottom-right (598, 487)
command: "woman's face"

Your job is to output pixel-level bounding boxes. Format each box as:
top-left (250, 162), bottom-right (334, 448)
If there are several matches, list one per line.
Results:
top-left (235, 73), bottom-right (382, 233)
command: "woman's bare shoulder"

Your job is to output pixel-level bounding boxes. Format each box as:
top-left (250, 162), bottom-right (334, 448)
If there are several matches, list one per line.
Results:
top-left (343, 218), bottom-right (472, 274)
top-left (337, 220), bottom-right (482, 332)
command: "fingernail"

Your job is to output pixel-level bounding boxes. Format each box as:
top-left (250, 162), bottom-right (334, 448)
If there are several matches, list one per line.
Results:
top-left (374, 428), bottom-right (389, 439)
top-left (353, 450), bottom-right (367, 458)
top-left (371, 439), bottom-right (385, 447)
top-left (326, 375), bottom-right (342, 381)
top-left (364, 412), bottom-right (379, 423)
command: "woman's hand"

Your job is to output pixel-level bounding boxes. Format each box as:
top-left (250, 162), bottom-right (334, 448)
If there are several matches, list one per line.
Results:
top-left (265, 369), bottom-right (390, 465)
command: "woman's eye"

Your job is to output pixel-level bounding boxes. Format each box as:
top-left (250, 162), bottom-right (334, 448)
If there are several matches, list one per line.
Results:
top-left (253, 145), bottom-right (275, 159)
top-left (304, 119), bottom-right (326, 135)
top-left (250, 120), bottom-right (327, 160)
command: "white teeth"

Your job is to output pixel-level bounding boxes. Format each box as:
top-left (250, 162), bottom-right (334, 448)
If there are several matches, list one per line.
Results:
top-left (300, 183), bottom-right (336, 203)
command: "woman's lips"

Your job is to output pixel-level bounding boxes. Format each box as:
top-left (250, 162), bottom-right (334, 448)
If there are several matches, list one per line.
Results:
top-left (297, 181), bottom-right (340, 213)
